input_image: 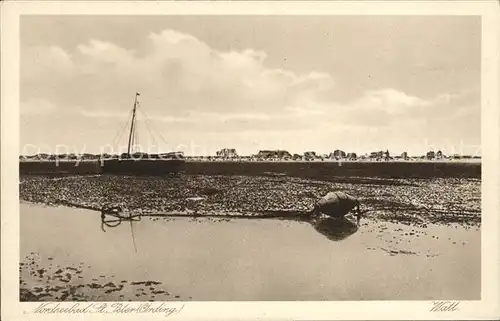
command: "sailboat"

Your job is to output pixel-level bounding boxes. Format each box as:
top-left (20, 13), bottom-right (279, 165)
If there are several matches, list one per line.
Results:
top-left (101, 92), bottom-right (186, 175)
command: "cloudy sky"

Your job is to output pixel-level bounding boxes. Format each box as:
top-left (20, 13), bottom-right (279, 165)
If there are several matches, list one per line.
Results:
top-left (20, 15), bottom-right (480, 156)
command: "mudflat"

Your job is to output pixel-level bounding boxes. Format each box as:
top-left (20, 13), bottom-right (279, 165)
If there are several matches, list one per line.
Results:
top-left (19, 173), bottom-right (480, 301)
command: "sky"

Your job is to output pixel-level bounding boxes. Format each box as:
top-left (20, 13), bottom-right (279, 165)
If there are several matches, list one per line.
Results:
top-left (20, 15), bottom-right (481, 156)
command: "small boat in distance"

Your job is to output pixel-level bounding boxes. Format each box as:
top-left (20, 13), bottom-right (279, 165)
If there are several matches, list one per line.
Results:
top-left (101, 93), bottom-right (185, 176)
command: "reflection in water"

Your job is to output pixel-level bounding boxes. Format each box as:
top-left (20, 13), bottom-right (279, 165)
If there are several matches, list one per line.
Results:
top-left (309, 216), bottom-right (359, 241)
top-left (21, 203), bottom-right (481, 301)
top-left (99, 205), bottom-right (359, 241)
top-left (100, 206), bottom-right (141, 232)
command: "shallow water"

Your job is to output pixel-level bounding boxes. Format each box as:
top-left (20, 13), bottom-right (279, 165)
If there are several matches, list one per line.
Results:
top-left (20, 203), bottom-right (480, 301)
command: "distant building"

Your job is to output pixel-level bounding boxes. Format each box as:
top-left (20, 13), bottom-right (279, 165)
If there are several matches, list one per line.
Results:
top-left (426, 151), bottom-right (436, 159)
top-left (159, 151), bottom-right (184, 159)
top-left (436, 150), bottom-right (443, 159)
top-left (216, 148), bottom-right (238, 158)
top-left (256, 150), bottom-right (272, 158)
top-left (346, 153), bottom-right (357, 160)
top-left (370, 151), bottom-right (384, 159)
top-left (292, 153), bottom-right (303, 160)
top-left (304, 151), bottom-right (317, 160)
top-left (277, 150), bottom-right (292, 159)
top-left (330, 149), bottom-right (346, 159)
top-left (401, 152), bottom-right (408, 159)
top-left (256, 150), bottom-right (291, 159)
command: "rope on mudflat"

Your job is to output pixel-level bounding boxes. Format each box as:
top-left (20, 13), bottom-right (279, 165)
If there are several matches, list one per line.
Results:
top-left (100, 205), bottom-right (140, 253)
top-left (102, 205), bottom-right (312, 220)
top-left (100, 205), bottom-right (141, 231)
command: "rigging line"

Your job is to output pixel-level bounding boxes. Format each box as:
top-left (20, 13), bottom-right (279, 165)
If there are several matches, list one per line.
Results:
top-left (138, 107), bottom-right (156, 140)
top-left (135, 116), bottom-right (140, 153)
top-left (140, 107), bottom-right (170, 147)
top-left (138, 108), bottom-right (159, 147)
top-left (116, 108), bottom-right (134, 144)
top-left (114, 121), bottom-right (129, 150)
top-left (112, 109), bottom-right (134, 149)
top-left (133, 101), bottom-right (141, 153)
top-left (111, 120), bottom-right (125, 148)
top-left (130, 108), bottom-right (138, 153)
top-left (135, 102), bottom-right (141, 152)
top-left (127, 95), bottom-right (139, 155)
top-left (139, 106), bottom-right (163, 141)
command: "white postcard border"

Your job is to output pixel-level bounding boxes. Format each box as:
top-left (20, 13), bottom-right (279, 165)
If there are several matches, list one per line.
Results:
top-left (2, 1), bottom-right (499, 320)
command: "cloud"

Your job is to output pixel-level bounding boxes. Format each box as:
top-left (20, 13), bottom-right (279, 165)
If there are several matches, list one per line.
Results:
top-left (20, 28), bottom-right (479, 155)
top-left (21, 29), bottom-right (336, 119)
top-left (22, 45), bottom-right (74, 78)
top-left (327, 88), bottom-right (431, 127)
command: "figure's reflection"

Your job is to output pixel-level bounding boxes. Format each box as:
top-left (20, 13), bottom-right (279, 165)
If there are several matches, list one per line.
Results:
top-left (98, 204), bottom-right (359, 241)
top-left (309, 216), bottom-right (359, 241)
top-left (100, 206), bottom-right (141, 232)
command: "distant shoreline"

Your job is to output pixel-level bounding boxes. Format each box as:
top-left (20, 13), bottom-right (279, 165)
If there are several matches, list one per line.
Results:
top-left (19, 159), bottom-right (481, 179)
top-left (19, 159), bottom-right (481, 164)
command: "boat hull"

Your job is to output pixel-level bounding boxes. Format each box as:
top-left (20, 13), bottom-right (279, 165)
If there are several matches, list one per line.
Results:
top-left (102, 159), bottom-right (185, 176)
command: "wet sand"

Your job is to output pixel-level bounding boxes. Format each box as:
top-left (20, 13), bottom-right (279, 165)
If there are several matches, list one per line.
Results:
top-left (20, 203), bottom-right (480, 301)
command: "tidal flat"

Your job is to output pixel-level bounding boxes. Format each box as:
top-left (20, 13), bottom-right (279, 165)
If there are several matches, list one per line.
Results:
top-left (19, 174), bottom-right (481, 301)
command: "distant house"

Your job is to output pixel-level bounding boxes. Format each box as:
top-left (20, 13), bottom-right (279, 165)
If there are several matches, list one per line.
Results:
top-left (276, 150), bottom-right (292, 159)
top-left (304, 151), bottom-right (317, 160)
top-left (436, 150), bottom-right (443, 159)
top-left (256, 150), bottom-right (272, 158)
top-left (159, 151), bottom-right (184, 159)
top-left (292, 153), bottom-right (303, 160)
top-left (346, 153), bottom-right (357, 160)
top-left (330, 149), bottom-right (346, 159)
top-left (401, 152), bottom-right (408, 159)
top-left (256, 150), bottom-right (291, 159)
top-left (370, 151), bottom-right (384, 159)
top-left (216, 148), bottom-right (238, 158)
top-left (426, 151), bottom-right (436, 159)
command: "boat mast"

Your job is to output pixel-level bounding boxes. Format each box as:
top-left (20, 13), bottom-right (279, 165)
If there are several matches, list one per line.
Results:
top-left (127, 92), bottom-right (140, 156)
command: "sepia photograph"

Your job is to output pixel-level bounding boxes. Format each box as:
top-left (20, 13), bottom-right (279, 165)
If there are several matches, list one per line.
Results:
top-left (2, 1), bottom-right (500, 320)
